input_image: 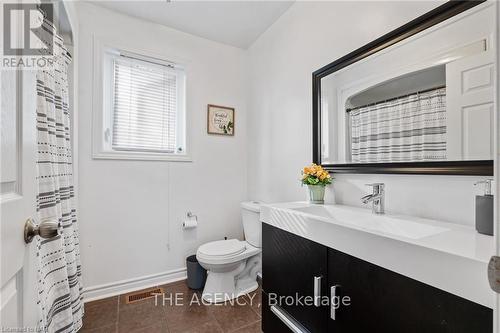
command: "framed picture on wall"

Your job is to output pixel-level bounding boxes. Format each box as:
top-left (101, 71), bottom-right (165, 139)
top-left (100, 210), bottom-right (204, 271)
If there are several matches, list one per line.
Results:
top-left (207, 104), bottom-right (235, 136)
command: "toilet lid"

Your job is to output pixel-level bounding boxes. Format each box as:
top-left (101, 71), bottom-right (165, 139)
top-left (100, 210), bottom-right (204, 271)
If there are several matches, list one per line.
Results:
top-left (198, 239), bottom-right (246, 257)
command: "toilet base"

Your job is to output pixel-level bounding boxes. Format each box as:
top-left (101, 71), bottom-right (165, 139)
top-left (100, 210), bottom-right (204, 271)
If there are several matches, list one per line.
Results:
top-left (201, 255), bottom-right (261, 304)
top-left (202, 276), bottom-right (258, 304)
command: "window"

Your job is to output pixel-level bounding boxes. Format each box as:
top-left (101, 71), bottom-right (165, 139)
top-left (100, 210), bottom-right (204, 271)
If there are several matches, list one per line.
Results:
top-left (96, 48), bottom-right (187, 161)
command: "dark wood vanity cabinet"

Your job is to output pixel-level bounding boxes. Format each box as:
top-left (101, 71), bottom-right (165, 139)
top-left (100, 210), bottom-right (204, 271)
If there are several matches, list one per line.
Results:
top-left (262, 223), bottom-right (327, 332)
top-left (262, 223), bottom-right (492, 333)
top-left (328, 248), bottom-right (492, 333)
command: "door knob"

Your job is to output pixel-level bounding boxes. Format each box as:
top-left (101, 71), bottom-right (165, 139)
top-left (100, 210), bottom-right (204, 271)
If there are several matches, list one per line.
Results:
top-left (24, 217), bottom-right (59, 244)
top-left (488, 256), bottom-right (500, 293)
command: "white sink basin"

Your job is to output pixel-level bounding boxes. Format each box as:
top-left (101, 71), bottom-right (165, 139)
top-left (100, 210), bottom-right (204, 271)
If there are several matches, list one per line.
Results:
top-left (260, 202), bottom-right (494, 308)
top-left (290, 205), bottom-right (448, 240)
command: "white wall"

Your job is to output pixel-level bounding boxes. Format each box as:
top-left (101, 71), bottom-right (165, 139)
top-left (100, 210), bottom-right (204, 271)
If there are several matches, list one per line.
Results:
top-left (77, 0), bottom-right (494, 298)
top-left (76, 3), bottom-right (247, 296)
top-left (247, 1), bottom-right (490, 226)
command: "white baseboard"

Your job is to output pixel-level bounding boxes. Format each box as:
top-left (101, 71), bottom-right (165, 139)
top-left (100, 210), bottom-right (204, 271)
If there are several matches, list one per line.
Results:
top-left (82, 267), bottom-right (187, 303)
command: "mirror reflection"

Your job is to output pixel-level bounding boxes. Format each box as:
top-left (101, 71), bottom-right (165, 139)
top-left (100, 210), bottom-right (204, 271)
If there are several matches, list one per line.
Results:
top-left (320, 4), bottom-right (495, 164)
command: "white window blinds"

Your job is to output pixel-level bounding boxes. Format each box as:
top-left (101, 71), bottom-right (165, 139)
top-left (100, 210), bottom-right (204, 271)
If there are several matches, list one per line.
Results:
top-left (112, 56), bottom-right (179, 153)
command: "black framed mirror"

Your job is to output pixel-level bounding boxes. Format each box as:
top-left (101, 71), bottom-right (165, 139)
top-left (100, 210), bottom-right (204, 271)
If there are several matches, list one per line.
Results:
top-left (312, 0), bottom-right (494, 175)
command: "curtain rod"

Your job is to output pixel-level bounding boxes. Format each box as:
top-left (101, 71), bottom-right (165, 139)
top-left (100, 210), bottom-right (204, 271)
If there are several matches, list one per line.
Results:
top-left (345, 85), bottom-right (446, 112)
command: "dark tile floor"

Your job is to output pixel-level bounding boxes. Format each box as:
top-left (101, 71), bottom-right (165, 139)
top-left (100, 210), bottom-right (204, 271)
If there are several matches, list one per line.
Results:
top-left (81, 280), bottom-right (262, 333)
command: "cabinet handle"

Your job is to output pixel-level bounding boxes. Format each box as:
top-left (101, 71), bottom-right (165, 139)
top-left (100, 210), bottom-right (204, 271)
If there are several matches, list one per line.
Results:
top-left (330, 285), bottom-right (341, 320)
top-left (270, 305), bottom-right (308, 333)
top-left (313, 276), bottom-right (322, 307)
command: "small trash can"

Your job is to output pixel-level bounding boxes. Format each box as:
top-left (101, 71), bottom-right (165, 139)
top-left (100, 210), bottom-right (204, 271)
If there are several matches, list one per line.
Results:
top-left (186, 255), bottom-right (207, 290)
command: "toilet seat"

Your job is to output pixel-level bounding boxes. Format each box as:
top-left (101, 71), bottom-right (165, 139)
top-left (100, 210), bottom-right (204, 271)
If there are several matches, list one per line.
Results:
top-left (197, 239), bottom-right (260, 265)
top-left (198, 239), bottom-right (246, 257)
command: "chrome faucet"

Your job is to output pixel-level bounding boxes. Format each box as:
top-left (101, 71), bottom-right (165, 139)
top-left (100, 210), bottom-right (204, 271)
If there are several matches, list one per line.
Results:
top-left (361, 183), bottom-right (385, 214)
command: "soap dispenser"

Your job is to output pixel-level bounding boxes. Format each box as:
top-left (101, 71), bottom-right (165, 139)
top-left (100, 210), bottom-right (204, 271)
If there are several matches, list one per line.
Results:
top-left (474, 179), bottom-right (494, 236)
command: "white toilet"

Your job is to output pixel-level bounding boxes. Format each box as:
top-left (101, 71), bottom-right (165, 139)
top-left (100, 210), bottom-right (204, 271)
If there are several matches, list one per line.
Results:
top-left (196, 201), bottom-right (262, 303)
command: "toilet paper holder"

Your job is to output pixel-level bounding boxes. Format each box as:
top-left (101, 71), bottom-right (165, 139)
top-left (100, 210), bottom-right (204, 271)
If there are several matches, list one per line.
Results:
top-left (183, 211), bottom-right (198, 229)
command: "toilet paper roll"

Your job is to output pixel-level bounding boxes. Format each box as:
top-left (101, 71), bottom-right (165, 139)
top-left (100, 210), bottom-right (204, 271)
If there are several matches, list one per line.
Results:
top-left (182, 219), bottom-right (197, 229)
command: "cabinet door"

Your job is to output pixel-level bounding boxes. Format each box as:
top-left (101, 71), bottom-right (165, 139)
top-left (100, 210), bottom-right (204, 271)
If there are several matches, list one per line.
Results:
top-left (262, 223), bottom-right (327, 332)
top-left (328, 248), bottom-right (492, 333)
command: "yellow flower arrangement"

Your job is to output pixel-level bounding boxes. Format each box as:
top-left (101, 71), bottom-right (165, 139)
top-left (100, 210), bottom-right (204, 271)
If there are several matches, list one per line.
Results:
top-left (301, 163), bottom-right (332, 186)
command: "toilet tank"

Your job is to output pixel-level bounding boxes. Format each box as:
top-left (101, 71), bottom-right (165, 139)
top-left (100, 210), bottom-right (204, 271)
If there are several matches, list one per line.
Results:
top-left (241, 201), bottom-right (262, 248)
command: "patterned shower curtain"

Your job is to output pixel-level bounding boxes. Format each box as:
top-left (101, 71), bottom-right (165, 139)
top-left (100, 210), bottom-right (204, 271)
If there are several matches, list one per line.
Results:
top-left (350, 87), bottom-right (447, 163)
top-left (35, 14), bottom-right (84, 333)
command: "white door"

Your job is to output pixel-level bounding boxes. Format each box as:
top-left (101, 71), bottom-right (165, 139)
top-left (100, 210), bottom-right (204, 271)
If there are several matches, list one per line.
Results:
top-left (496, 4), bottom-right (500, 333)
top-left (446, 47), bottom-right (495, 161)
top-left (0, 6), bottom-right (39, 330)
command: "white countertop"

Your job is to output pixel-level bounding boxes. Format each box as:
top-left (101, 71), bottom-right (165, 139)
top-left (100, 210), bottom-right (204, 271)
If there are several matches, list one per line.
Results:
top-left (261, 202), bottom-right (495, 308)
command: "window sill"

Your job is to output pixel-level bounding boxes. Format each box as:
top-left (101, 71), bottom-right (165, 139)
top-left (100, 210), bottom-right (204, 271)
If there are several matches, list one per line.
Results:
top-left (92, 151), bottom-right (192, 162)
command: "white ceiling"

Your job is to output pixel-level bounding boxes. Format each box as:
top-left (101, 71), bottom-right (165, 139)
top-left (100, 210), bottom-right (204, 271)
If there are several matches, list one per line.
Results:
top-left (90, 1), bottom-right (294, 49)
